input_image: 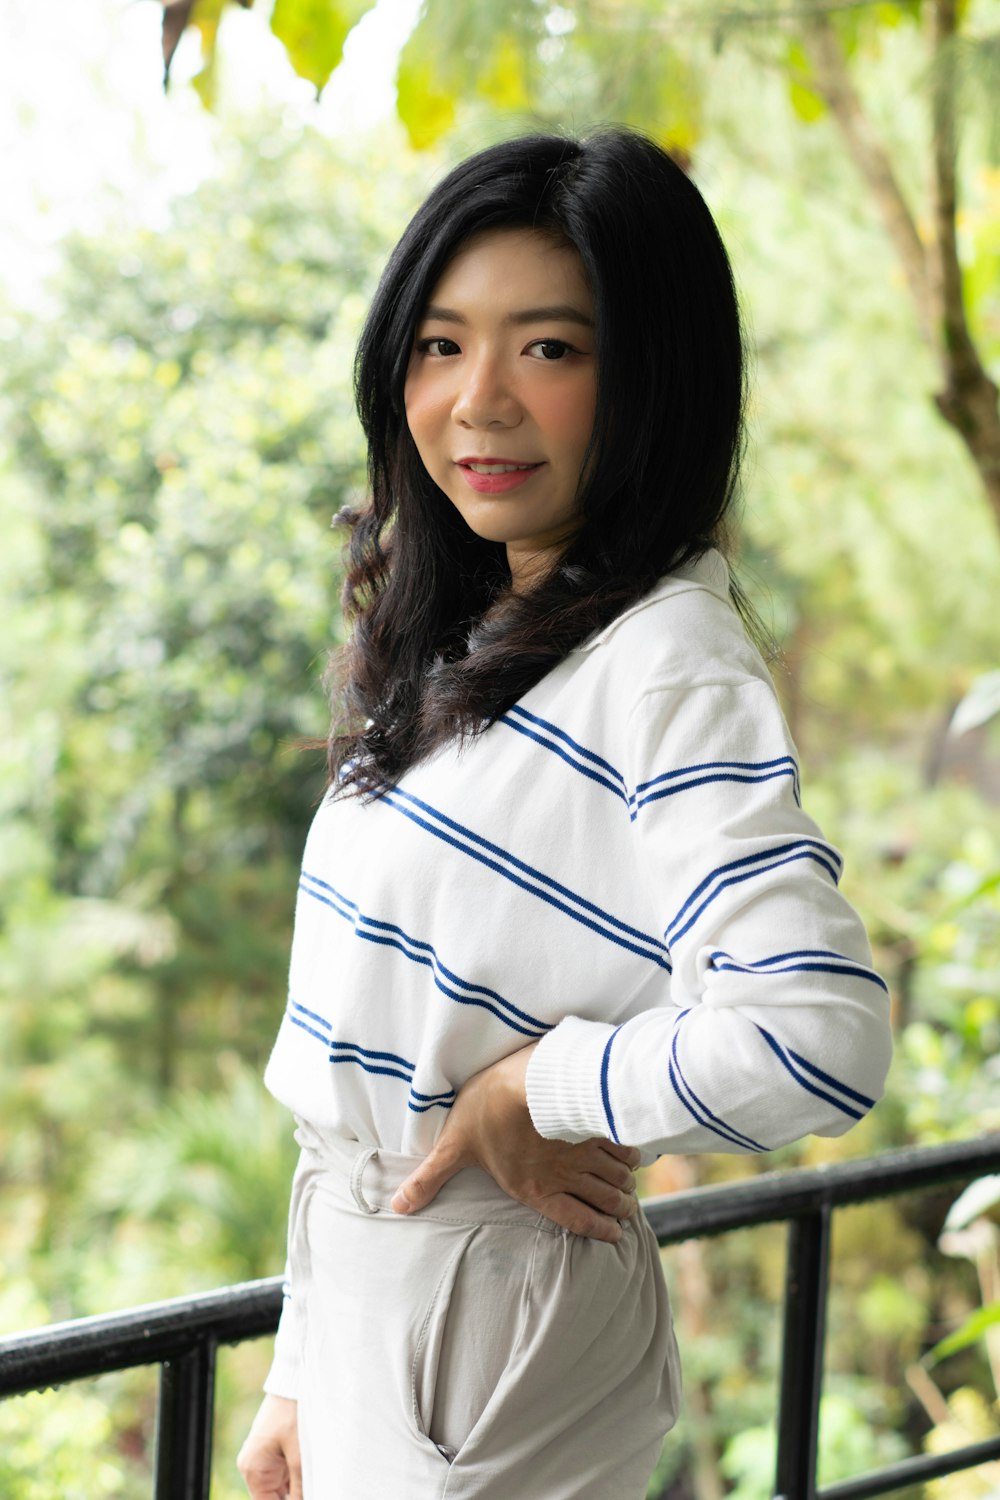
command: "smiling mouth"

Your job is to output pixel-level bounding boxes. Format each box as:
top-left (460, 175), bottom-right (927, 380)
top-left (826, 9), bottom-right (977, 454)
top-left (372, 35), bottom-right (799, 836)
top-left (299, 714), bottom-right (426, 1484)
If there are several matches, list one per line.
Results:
top-left (457, 462), bottom-right (544, 495)
top-left (460, 461), bottom-right (543, 475)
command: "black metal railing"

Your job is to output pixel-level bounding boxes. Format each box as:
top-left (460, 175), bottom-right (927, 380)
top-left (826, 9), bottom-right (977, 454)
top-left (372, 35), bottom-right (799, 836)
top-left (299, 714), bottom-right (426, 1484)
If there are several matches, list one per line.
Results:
top-left (2, 1134), bottom-right (1000, 1500)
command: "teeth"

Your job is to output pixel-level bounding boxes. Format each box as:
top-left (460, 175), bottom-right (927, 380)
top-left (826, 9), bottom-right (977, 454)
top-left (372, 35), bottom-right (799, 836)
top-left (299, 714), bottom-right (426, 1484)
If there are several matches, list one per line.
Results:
top-left (467, 462), bottom-right (536, 474)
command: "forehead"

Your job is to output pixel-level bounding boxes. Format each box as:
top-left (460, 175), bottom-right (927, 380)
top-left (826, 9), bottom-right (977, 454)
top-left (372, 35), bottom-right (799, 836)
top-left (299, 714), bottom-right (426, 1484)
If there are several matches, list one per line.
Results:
top-left (423, 227), bottom-right (592, 307)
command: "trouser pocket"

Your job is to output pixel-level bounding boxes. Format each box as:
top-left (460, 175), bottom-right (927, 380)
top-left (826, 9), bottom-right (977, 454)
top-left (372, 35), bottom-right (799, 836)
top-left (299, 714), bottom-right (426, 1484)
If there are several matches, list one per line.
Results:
top-left (411, 1222), bottom-right (538, 1463)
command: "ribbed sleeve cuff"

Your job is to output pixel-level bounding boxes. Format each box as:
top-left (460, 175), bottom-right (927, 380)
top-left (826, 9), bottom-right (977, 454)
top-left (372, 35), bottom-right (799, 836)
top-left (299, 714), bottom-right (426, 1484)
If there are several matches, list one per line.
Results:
top-left (262, 1295), bottom-right (303, 1400)
top-left (263, 1349), bottom-right (301, 1401)
top-left (525, 1015), bottom-right (618, 1143)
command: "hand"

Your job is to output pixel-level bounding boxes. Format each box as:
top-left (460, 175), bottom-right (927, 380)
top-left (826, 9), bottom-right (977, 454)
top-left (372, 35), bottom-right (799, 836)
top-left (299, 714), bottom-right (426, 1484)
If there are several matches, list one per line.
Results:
top-left (390, 1042), bottom-right (640, 1243)
top-left (237, 1394), bottom-right (302, 1500)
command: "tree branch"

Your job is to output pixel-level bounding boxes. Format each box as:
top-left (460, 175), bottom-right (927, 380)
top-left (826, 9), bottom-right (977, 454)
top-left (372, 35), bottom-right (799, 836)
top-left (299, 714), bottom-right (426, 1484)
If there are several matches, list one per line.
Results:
top-left (927, 0), bottom-right (1000, 527)
top-left (799, 13), bottom-right (931, 340)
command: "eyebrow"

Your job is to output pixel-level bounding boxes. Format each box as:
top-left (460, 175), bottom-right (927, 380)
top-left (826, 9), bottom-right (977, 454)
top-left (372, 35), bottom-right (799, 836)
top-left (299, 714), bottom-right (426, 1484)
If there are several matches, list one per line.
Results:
top-left (421, 303), bottom-right (594, 329)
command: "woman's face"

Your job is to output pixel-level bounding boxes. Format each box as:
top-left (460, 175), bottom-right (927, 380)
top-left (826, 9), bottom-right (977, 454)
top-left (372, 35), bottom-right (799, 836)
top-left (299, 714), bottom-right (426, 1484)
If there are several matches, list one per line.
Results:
top-left (404, 227), bottom-right (597, 590)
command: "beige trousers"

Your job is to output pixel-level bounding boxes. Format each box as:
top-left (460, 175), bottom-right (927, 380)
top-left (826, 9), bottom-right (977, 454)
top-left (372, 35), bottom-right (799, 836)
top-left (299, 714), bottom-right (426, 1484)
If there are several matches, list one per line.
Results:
top-left (289, 1124), bottom-right (681, 1499)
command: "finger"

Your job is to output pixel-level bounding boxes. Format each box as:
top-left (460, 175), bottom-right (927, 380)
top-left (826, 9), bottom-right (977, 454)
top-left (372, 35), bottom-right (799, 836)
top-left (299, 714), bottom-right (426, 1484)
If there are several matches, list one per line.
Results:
top-left (598, 1140), bottom-right (642, 1169)
top-left (391, 1141), bottom-right (464, 1214)
top-left (239, 1468), bottom-right (286, 1500)
top-left (537, 1191), bottom-right (624, 1243)
top-left (286, 1449), bottom-right (303, 1500)
top-left (575, 1171), bottom-right (638, 1219)
top-left (240, 1478), bottom-right (284, 1500)
top-left (584, 1150), bottom-right (637, 1194)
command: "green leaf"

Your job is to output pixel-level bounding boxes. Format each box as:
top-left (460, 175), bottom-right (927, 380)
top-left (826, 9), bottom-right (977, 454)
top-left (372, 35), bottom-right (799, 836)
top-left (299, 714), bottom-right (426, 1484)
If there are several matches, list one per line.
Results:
top-left (475, 33), bottom-right (530, 111)
top-left (190, 46), bottom-right (220, 109)
top-left (939, 866), bottom-right (1000, 917)
top-left (789, 80), bottom-right (828, 123)
top-left (927, 1301), bottom-right (1000, 1363)
top-left (620, 43), bottom-right (704, 159)
top-left (785, 40), bottom-right (827, 124)
top-left (396, 46), bottom-right (457, 150)
top-left (161, 0), bottom-right (226, 98)
top-left (270, 0), bottom-right (370, 94)
top-left (874, 3), bottom-right (910, 27)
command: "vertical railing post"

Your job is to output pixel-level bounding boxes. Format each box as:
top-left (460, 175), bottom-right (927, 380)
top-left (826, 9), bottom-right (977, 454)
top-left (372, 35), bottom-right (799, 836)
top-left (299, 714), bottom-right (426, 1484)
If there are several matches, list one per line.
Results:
top-left (774, 1206), bottom-right (831, 1500)
top-left (154, 1337), bottom-right (217, 1500)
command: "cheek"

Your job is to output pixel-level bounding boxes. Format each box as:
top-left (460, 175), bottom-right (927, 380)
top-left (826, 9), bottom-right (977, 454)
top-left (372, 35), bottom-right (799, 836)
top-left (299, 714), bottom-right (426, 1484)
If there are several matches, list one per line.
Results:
top-left (404, 372), bottom-right (449, 445)
top-left (537, 382), bottom-right (596, 453)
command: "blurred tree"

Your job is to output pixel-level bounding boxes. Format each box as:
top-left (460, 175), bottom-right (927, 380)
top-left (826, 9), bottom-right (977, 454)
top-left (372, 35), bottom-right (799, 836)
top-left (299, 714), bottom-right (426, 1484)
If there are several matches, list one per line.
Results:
top-left (154, 0), bottom-right (1000, 532)
top-left (0, 119), bottom-right (426, 1315)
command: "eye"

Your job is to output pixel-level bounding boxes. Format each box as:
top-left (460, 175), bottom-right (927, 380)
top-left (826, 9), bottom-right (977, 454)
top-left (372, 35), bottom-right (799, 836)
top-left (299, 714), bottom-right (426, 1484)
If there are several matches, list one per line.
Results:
top-left (526, 339), bottom-right (576, 361)
top-left (415, 336), bottom-right (460, 357)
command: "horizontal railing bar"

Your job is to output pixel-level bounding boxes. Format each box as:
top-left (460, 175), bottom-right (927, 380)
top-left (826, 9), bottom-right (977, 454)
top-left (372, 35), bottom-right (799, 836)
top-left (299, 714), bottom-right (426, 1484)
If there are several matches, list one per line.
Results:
top-left (817, 1433), bottom-right (1000, 1499)
top-left (0, 1278), bottom-right (282, 1399)
top-left (645, 1134), bottom-right (1000, 1244)
top-left (2, 1135), bottom-right (998, 1402)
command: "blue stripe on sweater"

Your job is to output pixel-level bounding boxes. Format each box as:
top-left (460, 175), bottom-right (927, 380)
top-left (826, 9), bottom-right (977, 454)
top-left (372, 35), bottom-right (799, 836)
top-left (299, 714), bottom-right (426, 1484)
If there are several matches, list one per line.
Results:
top-left (669, 1014), bottom-right (766, 1151)
top-left (753, 1023), bottom-right (866, 1120)
top-left (500, 712), bottom-right (629, 805)
top-left (780, 1041), bottom-right (876, 1110)
top-left (330, 1039), bottom-right (419, 1070)
top-left (600, 1026), bottom-right (624, 1143)
top-left (381, 787), bottom-right (671, 972)
top-left (331, 1055), bottom-right (415, 1085)
top-left (286, 1004), bottom-right (456, 1112)
top-left (501, 705), bottom-right (630, 805)
top-left (709, 948), bottom-right (889, 994)
top-left (501, 711), bottom-right (802, 820)
top-left (630, 758), bottom-right (799, 820)
top-left (298, 871), bottom-right (551, 1039)
top-left (667, 841), bottom-right (842, 946)
top-left (508, 705), bottom-right (628, 787)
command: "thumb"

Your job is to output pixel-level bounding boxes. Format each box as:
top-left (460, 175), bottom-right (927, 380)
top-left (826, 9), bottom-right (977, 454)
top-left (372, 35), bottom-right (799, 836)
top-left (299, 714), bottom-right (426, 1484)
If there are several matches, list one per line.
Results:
top-left (391, 1137), bottom-right (465, 1215)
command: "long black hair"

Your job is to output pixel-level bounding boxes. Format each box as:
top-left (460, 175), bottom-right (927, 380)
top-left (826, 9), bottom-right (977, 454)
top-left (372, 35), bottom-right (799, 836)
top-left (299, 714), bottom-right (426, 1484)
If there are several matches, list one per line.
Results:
top-left (332, 124), bottom-right (749, 794)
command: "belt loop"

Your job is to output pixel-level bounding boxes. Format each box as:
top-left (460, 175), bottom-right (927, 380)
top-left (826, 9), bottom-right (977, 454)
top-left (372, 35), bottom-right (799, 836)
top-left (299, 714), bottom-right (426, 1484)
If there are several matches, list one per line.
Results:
top-left (350, 1146), bottom-right (381, 1214)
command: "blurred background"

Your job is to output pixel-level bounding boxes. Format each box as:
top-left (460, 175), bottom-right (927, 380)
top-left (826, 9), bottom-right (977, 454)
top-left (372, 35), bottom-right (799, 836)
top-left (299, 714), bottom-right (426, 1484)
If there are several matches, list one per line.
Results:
top-left (1, 0), bottom-right (998, 1495)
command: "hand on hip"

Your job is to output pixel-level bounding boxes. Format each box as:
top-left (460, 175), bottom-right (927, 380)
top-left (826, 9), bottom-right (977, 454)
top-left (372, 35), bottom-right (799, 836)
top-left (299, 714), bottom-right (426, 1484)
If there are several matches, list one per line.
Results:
top-left (391, 1043), bottom-right (640, 1242)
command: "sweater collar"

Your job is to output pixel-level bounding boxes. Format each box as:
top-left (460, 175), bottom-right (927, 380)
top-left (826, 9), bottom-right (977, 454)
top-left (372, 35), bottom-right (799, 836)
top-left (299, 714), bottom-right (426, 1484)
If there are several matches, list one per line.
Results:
top-left (575, 548), bottom-right (732, 653)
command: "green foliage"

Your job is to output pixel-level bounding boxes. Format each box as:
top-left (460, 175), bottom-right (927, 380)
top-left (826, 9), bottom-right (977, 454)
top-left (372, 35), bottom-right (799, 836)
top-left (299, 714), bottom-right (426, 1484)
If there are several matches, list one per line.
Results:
top-left (785, 39), bottom-right (828, 123)
top-left (930, 1300), bottom-right (1000, 1362)
top-left (0, 1385), bottom-right (150, 1500)
top-left (82, 1061), bottom-right (299, 1299)
top-left (0, 118), bottom-right (427, 1327)
top-left (270, 0), bottom-right (372, 94)
top-left (396, 44), bottom-right (459, 150)
top-left (721, 1393), bottom-right (909, 1499)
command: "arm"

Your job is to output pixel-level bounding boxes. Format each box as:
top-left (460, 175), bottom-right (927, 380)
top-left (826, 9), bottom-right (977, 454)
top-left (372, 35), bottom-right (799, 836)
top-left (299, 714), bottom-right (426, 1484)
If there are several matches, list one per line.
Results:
top-left (237, 1150), bottom-right (309, 1496)
top-left (525, 677), bottom-right (892, 1160)
top-left (262, 1146), bottom-right (311, 1400)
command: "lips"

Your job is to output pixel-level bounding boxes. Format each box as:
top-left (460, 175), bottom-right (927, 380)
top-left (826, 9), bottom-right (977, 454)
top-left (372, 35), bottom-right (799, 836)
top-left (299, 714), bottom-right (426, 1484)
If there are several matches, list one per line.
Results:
top-left (457, 460), bottom-right (544, 495)
top-left (456, 457), bottom-right (543, 472)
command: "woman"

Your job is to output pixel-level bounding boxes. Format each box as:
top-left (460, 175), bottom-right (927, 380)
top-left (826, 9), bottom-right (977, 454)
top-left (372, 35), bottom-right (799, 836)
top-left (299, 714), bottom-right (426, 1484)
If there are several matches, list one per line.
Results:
top-left (238, 126), bottom-right (893, 1499)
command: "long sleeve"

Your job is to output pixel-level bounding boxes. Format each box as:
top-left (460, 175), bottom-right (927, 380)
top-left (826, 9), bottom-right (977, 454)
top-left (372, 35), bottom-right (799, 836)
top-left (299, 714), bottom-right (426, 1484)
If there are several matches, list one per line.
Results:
top-left (263, 1148), bottom-right (310, 1400)
top-left (525, 675), bottom-right (892, 1161)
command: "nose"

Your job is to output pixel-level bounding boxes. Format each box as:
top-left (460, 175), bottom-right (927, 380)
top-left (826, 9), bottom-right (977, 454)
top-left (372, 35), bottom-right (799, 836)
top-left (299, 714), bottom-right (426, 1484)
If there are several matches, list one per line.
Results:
top-left (451, 351), bottom-right (522, 429)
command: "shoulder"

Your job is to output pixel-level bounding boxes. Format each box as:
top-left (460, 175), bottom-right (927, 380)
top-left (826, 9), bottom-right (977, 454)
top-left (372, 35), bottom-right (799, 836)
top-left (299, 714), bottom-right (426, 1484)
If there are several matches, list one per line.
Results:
top-left (572, 549), bottom-right (771, 700)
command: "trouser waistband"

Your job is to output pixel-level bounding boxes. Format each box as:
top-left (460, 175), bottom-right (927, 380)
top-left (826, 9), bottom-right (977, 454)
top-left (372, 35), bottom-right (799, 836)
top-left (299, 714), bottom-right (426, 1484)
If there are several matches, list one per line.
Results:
top-left (293, 1116), bottom-right (552, 1230)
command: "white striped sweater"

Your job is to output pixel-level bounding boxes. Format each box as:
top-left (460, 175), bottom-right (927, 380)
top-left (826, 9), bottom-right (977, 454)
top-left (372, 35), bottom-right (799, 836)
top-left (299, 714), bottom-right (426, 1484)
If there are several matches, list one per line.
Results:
top-left (263, 548), bottom-right (892, 1164)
